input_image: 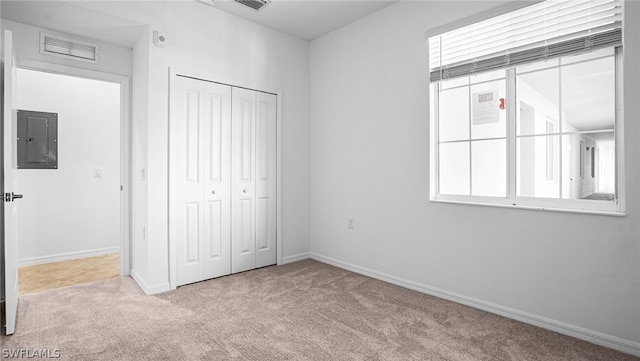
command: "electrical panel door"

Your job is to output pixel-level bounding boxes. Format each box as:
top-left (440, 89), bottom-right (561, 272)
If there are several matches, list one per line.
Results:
top-left (17, 110), bottom-right (58, 169)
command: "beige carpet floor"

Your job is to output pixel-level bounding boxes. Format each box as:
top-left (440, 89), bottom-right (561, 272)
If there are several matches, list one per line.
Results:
top-left (1, 259), bottom-right (638, 361)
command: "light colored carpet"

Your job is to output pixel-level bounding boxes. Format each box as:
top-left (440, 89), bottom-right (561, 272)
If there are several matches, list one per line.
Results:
top-left (1, 259), bottom-right (638, 360)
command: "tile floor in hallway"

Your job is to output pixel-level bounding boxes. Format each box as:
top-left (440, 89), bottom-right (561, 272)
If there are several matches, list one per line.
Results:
top-left (18, 253), bottom-right (120, 295)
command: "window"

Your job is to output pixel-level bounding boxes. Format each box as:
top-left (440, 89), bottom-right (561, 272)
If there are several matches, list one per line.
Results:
top-left (429, 0), bottom-right (623, 214)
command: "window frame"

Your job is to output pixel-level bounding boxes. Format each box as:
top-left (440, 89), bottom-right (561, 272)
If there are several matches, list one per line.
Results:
top-left (545, 118), bottom-right (556, 183)
top-left (429, 47), bottom-right (625, 216)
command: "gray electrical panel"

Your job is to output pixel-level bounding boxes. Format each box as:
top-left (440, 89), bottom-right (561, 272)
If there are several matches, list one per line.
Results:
top-left (17, 110), bottom-right (58, 169)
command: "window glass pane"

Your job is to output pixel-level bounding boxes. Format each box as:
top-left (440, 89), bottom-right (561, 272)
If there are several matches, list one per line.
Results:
top-left (470, 79), bottom-right (506, 140)
top-left (561, 132), bottom-right (615, 201)
top-left (516, 58), bottom-right (559, 75)
top-left (560, 47), bottom-right (614, 66)
top-left (471, 139), bottom-right (506, 197)
top-left (470, 69), bottom-right (506, 84)
top-left (439, 142), bottom-right (470, 195)
top-left (561, 56), bottom-right (615, 133)
top-left (430, 84), bottom-right (436, 128)
top-left (517, 135), bottom-right (560, 198)
top-left (439, 86), bottom-right (469, 142)
top-left (441, 76), bottom-right (469, 90)
top-left (516, 68), bottom-right (559, 136)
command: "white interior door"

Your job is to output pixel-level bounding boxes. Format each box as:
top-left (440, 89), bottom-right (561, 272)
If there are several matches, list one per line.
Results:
top-left (231, 89), bottom-right (277, 273)
top-left (231, 88), bottom-right (256, 274)
top-left (172, 76), bottom-right (231, 286)
top-left (255, 92), bottom-right (277, 268)
top-left (3, 29), bottom-right (20, 336)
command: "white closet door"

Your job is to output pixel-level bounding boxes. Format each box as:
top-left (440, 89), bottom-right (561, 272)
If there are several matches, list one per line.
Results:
top-left (255, 92), bottom-right (277, 268)
top-left (172, 76), bottom-right (231, 286)
top-left (231, 88), bottom-right (256, 273)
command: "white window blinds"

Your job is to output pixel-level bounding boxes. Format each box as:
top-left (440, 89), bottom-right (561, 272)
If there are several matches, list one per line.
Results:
top-left (429, 0), bottom-right (623, 82)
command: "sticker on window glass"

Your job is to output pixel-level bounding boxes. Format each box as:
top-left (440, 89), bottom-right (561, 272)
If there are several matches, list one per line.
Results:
top-left (472, 90), bottom-right (499, 125)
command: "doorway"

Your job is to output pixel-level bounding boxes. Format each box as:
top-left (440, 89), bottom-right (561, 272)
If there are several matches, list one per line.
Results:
top-left (14, 64), bottom-right (130, 294)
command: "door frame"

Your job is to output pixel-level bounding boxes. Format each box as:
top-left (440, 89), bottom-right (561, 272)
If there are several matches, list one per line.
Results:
top-left (168, 67), bottom-right (283, 290)
top-left (17, 59), bottom-right (132, 276)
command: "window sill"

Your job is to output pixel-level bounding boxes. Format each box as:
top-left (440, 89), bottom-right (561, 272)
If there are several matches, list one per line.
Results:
top-left (430, 196), bottom-right (625, 217)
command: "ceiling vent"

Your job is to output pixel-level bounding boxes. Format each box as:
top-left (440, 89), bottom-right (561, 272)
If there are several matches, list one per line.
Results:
top-left (234, 0), bottom-right (270, 11)
top-left (39, 33), bottom-right (99, 63)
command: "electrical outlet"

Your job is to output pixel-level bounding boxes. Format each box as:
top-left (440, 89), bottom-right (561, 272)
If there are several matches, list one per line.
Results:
top-left (347, 217), bottom-right (354, 229)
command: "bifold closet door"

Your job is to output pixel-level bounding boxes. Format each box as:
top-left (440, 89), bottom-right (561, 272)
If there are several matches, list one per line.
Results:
top-left (231, 88), bottom-right (277, 273)
top-left (173, 76), bottom-right (232, 286)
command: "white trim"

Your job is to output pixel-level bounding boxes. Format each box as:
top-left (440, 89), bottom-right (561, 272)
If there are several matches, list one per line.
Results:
top-left (430, 197), bottom-right (625, 217)
top-left (276, 90), bottom-right (284, 266)
top-left (309, 252), bottom-right (640, 358)
top-left (16, 59), bottom-right (132, 277)
top-left (507, 68), bottom-right (517, 198)
top-left (280, 252), bottom-right (309, 265)
top-left (130, 269), bottom-right (171, 295)
top-left (18, 247), bottom-right (120, 267)
top-left (168, 67), bottom-right (178, 291)
top-left (614, 46), bottom-right (625, 213)
top-left (169, 67), bottom-right (276, 97)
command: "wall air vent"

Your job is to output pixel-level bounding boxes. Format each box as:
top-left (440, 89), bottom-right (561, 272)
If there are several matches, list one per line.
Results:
top-left (234, 0), bottom-right (270, 11)
top-left (39, 33), bottom-right (99, 63)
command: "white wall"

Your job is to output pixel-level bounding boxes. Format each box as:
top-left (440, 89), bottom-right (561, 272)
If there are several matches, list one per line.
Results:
top-left (73, 1), bottom-right (311, 292)
top-left (1, 20), bottom-right (132, 77)
top-left (15, 69), bottom-right (121, 264)
top-left (309, 0), bottom-right (640, 353)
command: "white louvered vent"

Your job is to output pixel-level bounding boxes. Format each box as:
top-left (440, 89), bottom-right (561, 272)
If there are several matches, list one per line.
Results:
top-left (40, 33), bottom-right (99, 63)
top-left (234, 0), bottom-right (270, 11)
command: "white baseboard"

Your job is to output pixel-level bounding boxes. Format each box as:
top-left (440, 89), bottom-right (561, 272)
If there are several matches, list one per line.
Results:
top-left (280, 252), bottom-right (309, 265)
top-left (18, 247), bottom-right (120, 267)
top-left (130, 269), bottom-right (171, 295)
top-left (309, 252), bottom-right (640, 358)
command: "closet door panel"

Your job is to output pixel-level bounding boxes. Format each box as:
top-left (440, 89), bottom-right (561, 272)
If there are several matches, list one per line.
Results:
top-left (203, 88), bottom-right (232, 279)
top-left (174, 81), bottom-right (205, 286)
top-left (255, 92), bottom-right (277, 268)
top-left (172, 76), bottom-right (231, 286)
top-left (231, 88), bottom-right (256, 274)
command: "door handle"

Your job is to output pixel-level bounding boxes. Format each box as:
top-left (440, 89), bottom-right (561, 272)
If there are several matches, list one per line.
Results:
top-left (4, 192), bottom-right (23, 202)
